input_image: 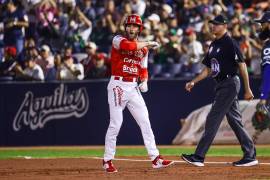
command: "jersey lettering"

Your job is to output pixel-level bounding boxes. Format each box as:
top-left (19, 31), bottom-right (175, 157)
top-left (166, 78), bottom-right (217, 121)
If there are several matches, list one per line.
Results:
top-left (264, 48), bottom-right (270, 56)
top-left (123, 65), bottom-right (138, 74)
top-left (111, 35), bottom-right (149, 77)
top-left (262, 47), bottom-right (270, 66)
top-left (263, 48), bottom-right (270, 60)
top-left (123, 58), bottom-right (140, 65)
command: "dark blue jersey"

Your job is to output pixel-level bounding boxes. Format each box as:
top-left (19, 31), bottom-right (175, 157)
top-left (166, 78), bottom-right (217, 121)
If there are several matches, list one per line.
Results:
top-left (3, 8), bottom-right (28, 45)
top-left (260, 64), bottom-right (270, 99)
top-left (261, 40), bottom-right (270, 67)
top-left (260, 40), bottom-right (270, 100)
top-left (202, 33), bottom-right (244, 80)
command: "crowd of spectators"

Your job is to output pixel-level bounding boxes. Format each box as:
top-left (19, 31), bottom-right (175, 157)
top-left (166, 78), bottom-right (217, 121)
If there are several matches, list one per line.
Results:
top-left (0, 0), bottom-right (269, 81)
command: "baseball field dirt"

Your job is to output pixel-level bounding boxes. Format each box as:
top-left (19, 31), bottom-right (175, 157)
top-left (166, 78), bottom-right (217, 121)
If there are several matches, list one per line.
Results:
top-left (0, 156), bottom-right (270, 180)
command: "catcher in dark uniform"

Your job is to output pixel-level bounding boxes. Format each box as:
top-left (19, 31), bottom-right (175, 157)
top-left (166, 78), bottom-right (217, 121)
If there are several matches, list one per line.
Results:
top-left (252, 11), bottom-right (270, 134)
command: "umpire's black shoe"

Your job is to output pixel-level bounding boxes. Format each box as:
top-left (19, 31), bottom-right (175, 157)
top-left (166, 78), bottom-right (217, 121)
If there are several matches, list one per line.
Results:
top-left (233, 158), bottom-right (258, 167)
top-left (181, 154), bottom-right (204, 167)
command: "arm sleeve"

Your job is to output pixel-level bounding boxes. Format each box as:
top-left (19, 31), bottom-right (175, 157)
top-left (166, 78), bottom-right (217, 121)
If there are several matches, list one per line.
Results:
top-left (260, 64), bottom-right (270, 99)
top-left (140, 68), bottom-right (148, 81)
top-left (232, 39), bottom-right (244, 63)
top-left (112, 35), bottom-right (137, 51)
top-left (140, 48), bottom-right (149, 80)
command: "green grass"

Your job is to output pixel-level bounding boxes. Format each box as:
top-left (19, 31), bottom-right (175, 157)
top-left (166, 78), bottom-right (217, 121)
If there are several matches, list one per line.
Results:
top-left (0, 146), bottom-right (269, 159)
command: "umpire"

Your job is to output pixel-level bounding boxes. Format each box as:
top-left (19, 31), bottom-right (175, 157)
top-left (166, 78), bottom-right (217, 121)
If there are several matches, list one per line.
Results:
top-left (181, 14), bottom-right (258, 167)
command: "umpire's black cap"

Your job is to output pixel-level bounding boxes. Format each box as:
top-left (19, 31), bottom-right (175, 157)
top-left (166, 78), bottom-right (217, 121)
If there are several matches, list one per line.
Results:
top-left (209, 14), bottom-right (228, 25)
top-left (254, 11), bottom-right (270, 23)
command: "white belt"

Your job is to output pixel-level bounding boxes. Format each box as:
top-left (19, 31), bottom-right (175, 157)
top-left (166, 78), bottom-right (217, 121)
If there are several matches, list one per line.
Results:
top-left (111, 76), bottom-right (138, 82)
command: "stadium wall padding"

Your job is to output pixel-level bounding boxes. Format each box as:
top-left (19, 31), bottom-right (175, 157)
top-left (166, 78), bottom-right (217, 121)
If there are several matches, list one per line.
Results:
top-left (0, 78), bottom-right (261, 146)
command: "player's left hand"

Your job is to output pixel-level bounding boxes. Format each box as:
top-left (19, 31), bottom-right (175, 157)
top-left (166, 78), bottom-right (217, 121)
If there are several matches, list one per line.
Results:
top-left (244, 88), bottom-right (254, 101)
top-left (139, 80), bottom-right (148, 93)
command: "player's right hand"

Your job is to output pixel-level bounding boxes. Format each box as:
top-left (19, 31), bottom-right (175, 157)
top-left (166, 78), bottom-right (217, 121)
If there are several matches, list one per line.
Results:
top-left (185, 81), bottom-right (195, 92)
top-left (148, 41), bottom-right (160, 50)
top-left (244, 88), bottom-right (254, 101)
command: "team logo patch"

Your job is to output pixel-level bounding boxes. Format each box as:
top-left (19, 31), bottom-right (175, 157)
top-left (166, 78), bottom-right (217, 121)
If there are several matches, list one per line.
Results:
top-left (130, 17), bottom-right (136, 23)
top-left (210, 58), bottom-right (220, 77)
top-left (209, 46), bottom-right (213, 53)
top-left (235, 54), bottom-right (239, 60)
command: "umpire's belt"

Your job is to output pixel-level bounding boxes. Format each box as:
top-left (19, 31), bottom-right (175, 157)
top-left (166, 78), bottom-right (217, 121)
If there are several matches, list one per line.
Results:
top-left (112, 76), bottom-right (138, 82)
top-left (215, 74), bottom-right (236, 83)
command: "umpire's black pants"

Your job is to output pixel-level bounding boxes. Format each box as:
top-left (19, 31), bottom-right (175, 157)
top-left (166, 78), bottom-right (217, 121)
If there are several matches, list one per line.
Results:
top-left (195, 75), bottom-right (256, 160)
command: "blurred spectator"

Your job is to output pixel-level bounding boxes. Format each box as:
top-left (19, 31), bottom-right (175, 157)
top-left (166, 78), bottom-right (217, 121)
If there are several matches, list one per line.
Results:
top-left (57, 55), bottom-right (84, 80)
top-left (36, 0), bottom-right (60, 46)
top-left (23, 38), bottom-right (41, 64)
top-left (0, 3), bottom-right (4, 62)
top-left (16, 55), bottom-right (44, 81)
top-left (104, 0), bottom-right (119, 33)
top-left (62, 44), bottom-right (79, 63)
top-left (90, 0), bottom-right (119, 53)
top-left (36, 44), bottom-right (54, 76)
top-left (140, 21), bottom-right (154, 41)
top-left (0, 46), bottom-right (17, 80)
top-left (65, 7), bottom-right (92, 53)
top-left (2, 0), bottom-right (29, 58)
top-left (147, 13), bottom-right (160, 30)
top-left (0, 0), bottom-right (269, 80)
top-left (85, 52), bottom-right (109, 79)
top-left (79, 0), bottom-right (96, 22)
top-left (46, 52), bottom-right (62, 81)
top-left (239, 26), bottom-right (253, 73)
top-left (130, 0), bottom-right (146, 16)
top-left (196, 0), bottom-right (212, 17)
top-left (200, 14), bottom-right (214, 42)
top-left (118, 2), bottom-right (132, 33)
top-left (213, 4), bottom-right (223, 16)
top-left (186, 30), bottom-right (203, 63)
top-left (181, 29), bottom-right (204, 76)
top-left (160, 4), bottom-right (173, 22)
top-left (81, 41), bottom-right (97, 77)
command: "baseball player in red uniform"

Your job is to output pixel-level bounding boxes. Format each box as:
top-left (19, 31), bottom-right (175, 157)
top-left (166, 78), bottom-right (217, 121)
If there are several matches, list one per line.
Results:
top-left (102, 14), bottom-right (174, 173)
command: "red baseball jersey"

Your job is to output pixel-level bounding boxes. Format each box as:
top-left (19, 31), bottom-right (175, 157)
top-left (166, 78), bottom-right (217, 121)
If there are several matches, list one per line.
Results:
top-left (110, 35), bottom-right (149, 80)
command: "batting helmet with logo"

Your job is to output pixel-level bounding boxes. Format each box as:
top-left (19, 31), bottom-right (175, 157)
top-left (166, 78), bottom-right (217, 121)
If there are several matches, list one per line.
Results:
top-left (124, 14), bottom-right (143, 32)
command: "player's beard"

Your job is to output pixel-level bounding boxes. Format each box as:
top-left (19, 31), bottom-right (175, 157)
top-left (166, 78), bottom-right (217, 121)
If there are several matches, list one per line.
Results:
top-left (126, 31), bottom-right (139, 40)
top-left (259, 27), bottom-right (270, 41)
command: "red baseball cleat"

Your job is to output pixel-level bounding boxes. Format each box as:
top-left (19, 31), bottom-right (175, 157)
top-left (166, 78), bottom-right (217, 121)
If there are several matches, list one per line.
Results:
top-left (152, 155), bottom-right (174, 169)
top-left (103, 160), bottom-right (118, 173)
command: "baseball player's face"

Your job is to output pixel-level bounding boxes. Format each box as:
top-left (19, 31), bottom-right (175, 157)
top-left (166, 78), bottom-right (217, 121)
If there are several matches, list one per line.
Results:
top-left (211, 24), bottom-right (227, 36)
top-left (260, 22), bottom-right (270, 31)
top-left (126, 24), bottom-right (140, 40)
top-left (258, 22), bottom-right (270, 40)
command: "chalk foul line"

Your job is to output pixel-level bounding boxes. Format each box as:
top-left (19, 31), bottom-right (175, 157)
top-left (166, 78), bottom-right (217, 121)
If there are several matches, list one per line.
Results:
top-left (91, 157), bottom-right (270, 165)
